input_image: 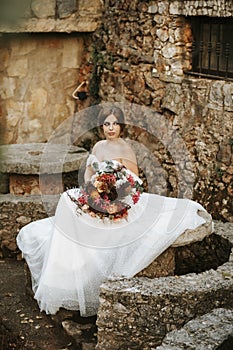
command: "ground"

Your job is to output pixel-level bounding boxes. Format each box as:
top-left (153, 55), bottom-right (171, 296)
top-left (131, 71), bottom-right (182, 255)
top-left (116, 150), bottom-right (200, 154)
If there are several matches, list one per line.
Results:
top-left (0, 259), bottom-right (97, 350)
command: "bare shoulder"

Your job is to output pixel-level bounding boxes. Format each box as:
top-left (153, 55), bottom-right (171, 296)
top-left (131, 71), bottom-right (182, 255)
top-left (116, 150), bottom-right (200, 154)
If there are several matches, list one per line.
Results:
top-left (92, 140), bottom-right (105, 154)
top-left (120, 140), bottom-right (137, 163)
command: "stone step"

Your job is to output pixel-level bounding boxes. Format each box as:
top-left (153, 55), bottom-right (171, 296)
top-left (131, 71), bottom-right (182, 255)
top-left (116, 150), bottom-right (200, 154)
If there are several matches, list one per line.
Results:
top-left (96, 256), bottom-right (233, 348)
top-left (156, 308), bottom-right (233, 350)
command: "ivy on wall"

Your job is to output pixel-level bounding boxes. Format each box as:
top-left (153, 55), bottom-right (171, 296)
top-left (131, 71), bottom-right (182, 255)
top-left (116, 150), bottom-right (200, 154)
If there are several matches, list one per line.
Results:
top-left (89, 44), bottom-right (114, 105)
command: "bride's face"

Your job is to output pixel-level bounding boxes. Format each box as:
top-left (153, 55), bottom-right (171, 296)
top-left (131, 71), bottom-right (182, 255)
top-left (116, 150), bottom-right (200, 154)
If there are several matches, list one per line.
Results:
top-left (103, 114), bottom-right (121, 141)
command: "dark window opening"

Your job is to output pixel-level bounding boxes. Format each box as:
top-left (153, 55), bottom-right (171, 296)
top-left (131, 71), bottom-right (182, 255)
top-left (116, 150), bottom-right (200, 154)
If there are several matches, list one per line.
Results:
top-left (187, 17), bottom-right (233, 81)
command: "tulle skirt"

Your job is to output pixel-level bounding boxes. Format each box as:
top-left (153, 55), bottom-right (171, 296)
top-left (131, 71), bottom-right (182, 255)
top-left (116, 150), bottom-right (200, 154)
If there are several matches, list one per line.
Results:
top-left (17, 190), bottom-right (207, 316)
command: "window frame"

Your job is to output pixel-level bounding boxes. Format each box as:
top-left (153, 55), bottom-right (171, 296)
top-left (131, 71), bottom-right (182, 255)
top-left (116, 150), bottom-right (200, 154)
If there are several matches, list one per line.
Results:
top-left (186, 16), bottom-right (233, 81)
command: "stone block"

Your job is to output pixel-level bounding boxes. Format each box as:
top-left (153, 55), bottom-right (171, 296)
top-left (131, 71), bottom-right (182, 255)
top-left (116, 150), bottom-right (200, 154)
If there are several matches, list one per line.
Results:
top-left (78, 0), bottom-right (103, 16)
top-left (10, 38), bottom-right (36, 56)
top-left (148, 4), bottom-right (158, 14)
top-left (136, 247), bottom-right (175, 278)
top-left (1, 77), bottom-right (16, 98)
top-left (97, 262), bottom-right (233, 349)
top-left (62, 37), bottom-right (84, 68)
top-left (0, 48), bottom-right (10, 71)
top-left (57, 0), bottom-right (77, 19)
top-left (31, 0), bottom-right (56, 18)
top-left (0, 194), bottom-right (50, 258)
top-left (169, 2), bottom-right (181, 15)
top-left (157, 308), bottom-right (233, 350)
top-left (7, 58), bottom-right (28, 77)
top-left (223, 83), bottom-right (233, 112)
top-left (0, 173), bottom-right (9, 194)
top-left (208, 81), bottom-right (225, 109)
top-left (9, 174), bottom-right (63, 195)
top-left (0, 143), bottom-right (88, 175)
top-left (28, 88), bottom-right (48, 115)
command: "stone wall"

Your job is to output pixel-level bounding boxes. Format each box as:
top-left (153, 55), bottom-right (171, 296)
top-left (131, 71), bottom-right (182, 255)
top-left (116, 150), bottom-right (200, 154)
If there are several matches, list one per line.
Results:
top-left (0, 0), bottom-right (103, 144)
top-left (0, 0), bottom-right (232, 222)
top-left (97, 262), bottom-right (233, 349)
top-left (93, 0), bottom-right (233, 222)
top-left (0, 0), bottom-right (103, 33)
top-left (95, 221), bottom-right (233, 349)
top-left (168, 0), bottom-right (232, 17)
top-left (0, 194), bottom-right (49, 258)
top-left (0, 32), bottom-right (92, 143)
top-left (96, 220), bottom-right (233, 349)
top-left (157, 308), bottom-right (233, 350)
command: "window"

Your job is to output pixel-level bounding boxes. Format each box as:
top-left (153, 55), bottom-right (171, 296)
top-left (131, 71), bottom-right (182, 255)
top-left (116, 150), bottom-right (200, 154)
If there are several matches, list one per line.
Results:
top-left (188, 17), bottom-right (233, 80)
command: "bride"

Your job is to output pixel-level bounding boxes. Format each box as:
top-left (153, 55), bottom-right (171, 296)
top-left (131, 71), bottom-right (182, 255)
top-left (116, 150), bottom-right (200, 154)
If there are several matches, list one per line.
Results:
top-left (17, 106), bottom-right (208, 317)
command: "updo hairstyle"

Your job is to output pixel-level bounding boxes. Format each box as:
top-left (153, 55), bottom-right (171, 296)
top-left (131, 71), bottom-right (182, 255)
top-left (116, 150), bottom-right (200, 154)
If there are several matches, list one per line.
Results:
top-left (97, 106), bottom-right (125, 135)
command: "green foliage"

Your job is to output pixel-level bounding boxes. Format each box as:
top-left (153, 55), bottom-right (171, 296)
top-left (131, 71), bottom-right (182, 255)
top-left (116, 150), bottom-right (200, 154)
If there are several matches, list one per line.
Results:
top-left (89, 45), bottom-right (104, 105)
top-left (89, 45), bottom-right (114, 105)
top-left (215, 167), bottom-right (224, 178)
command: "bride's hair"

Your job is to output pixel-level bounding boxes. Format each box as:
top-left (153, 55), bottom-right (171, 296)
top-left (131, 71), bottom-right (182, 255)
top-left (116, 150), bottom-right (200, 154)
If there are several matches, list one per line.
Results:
top-left (97, 106), bottom-right (125, 134)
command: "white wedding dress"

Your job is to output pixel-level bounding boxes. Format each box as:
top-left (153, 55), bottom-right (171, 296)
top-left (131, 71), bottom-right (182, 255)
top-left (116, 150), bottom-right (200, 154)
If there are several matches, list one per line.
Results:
top-left (17, 155), bottom-right (208, 317)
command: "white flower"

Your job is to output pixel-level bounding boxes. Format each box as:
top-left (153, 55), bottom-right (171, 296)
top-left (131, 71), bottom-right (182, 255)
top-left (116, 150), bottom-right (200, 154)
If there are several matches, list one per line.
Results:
top-left (116, 179), bottom-right (127, 188)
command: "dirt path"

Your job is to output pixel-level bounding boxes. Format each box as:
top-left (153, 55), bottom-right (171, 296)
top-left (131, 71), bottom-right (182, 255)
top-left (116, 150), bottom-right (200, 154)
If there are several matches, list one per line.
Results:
top-left (0, 259), bottom-right (84, 350)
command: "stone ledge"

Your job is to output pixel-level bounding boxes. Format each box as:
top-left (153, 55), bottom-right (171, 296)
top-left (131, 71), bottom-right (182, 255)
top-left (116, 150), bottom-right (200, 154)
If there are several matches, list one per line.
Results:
top-left (156, 308), bottom-right (233, 350)
top-left (0, 0), bottom-right (103, 34)
top-left (0, 193), bottom-right (58, 207)
top-left (171, 210), bottom-right (212, 247)
top-left (214, 220), bottom-right (233, 245)
top-left (0, 194), bottom-right (52, 258)
top-left (0, 17), bottom-right (101, 33)
top-left (0, 143), bottom-right (88, 175)
top-left (96, 258), bottom-right (233, 349)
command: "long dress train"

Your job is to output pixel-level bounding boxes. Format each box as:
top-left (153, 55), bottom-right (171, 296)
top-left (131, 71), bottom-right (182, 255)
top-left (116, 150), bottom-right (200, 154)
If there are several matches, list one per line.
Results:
top-left (17, 156), bottom-right (209, 317)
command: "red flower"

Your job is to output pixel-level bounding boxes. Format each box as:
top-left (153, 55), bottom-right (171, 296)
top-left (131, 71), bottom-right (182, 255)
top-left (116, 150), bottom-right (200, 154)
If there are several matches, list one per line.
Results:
top-left (132, 191), bottom-right (140, 204)
top-left (127, 174), bottom-right (135, 186)
top-left (67, 161), bottom-right (144, 222)
top-left (97, 173), bottom-right (116, 185)
top-left (78, 190), bottom-right (88, 205)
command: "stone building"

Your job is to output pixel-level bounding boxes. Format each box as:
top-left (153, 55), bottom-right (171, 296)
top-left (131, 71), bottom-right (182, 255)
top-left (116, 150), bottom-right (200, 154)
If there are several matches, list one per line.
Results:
top-left (0, 0), bottom-right (232, 222)
top-left (95, 0), bottom-right (233, 223)
top-left (0, 1), bottom-right (233, 349)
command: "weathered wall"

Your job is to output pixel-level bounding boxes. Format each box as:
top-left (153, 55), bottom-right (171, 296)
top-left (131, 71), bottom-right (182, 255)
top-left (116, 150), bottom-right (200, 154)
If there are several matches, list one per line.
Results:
top-left (0, 195), bottom-right (48, 258)
top-left (0, 0), bottom-right (102, 144)
top-left (96, 221), bottom-right (233, 349)
top-left (0, 33), bottom-right (92, 143)
top-left (0, 0), bottom-right (232, 221)
top-left (93, 0), bottom-right (233, 221)
top-left (156, 308), bottom-right (233, 350)
top-left (0, 0), bottom-right (103, 33)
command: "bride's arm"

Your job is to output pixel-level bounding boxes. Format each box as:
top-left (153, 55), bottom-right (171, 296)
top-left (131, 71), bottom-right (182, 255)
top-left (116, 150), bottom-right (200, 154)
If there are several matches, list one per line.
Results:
top-left (120, 142), bottom-right (139, 176)
top-left (84, 165), bottom-right (95, 183)
top-left (83, 142), bottom-right (101, 183)
top-left (123, 159), bottom-right (139, 176)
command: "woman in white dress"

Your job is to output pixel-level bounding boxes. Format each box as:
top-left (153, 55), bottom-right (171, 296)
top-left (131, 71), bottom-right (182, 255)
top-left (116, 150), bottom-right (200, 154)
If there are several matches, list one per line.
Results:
top-left (17, 106), bottom-right (208, 317)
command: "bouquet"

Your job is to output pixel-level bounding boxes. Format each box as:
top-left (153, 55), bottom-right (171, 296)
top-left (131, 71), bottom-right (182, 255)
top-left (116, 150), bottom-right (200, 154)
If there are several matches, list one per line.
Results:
top-left (67, 160), bottom-right (144, 221)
